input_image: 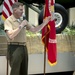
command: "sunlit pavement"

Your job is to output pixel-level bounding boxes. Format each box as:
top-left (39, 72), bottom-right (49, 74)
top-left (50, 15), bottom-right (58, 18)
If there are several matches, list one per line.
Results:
top-left (0, 56), bottom-right (7, 75)
top-left (0, 56), bottom-right (10, 75)
top-left (0, 56), bottom-right (75, 75)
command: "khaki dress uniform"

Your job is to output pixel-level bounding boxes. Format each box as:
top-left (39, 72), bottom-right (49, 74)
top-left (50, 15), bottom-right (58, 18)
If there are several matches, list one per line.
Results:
top-left (4, 15), bottom-right (31, 75)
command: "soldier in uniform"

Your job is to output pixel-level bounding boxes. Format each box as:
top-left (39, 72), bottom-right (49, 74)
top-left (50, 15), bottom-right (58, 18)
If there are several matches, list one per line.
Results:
top-left (4, 2), bottom-right (51, 75)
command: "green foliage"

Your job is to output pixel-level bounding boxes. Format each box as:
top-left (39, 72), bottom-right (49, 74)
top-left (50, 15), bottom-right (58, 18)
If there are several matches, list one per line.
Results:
top-left (0, 24), bottom-right (4, 30)
top-left (26, 30), bottom-right (41, 37)
top-left (62, 26), bottom-right (75, 35)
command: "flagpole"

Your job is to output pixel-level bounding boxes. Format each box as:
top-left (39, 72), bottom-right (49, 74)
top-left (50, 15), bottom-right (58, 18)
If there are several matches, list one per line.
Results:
top-left (44, 26), bottom-right (47, 75)
top-left (6, 57), bottom-right (8, 75)
top-left (6, 47), bottom-right (9, 75)
top-left (44, 44), bottom-right (46, 75)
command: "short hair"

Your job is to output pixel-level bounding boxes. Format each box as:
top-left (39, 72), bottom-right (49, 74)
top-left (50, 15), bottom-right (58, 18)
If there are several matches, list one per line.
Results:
top-left (12, 2), bottom-right (23, 9)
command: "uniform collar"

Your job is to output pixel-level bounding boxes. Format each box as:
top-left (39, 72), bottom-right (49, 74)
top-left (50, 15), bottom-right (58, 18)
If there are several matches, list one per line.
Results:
top-left (11, 14), bottom-right (23, 22)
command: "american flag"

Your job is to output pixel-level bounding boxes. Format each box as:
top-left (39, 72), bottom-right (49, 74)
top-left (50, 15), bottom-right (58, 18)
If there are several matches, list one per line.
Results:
top-left (2, 0), bottom-right (18, 20)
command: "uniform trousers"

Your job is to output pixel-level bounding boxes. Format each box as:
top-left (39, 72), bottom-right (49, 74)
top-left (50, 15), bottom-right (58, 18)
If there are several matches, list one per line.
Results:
top-left (7, 44), bottom-right (28, 75)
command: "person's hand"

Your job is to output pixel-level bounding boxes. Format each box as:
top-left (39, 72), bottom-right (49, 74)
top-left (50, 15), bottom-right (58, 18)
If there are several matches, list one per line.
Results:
top-left (20, 20), bottom-right (28, 28)
top-left (43, 16), bottom-right (51, 25)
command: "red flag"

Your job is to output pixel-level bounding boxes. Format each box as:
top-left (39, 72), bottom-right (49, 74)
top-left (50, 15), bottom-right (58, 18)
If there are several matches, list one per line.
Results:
top-left (42, 0), bottom-right (57, 66)
top-left (2, 0), bottom-right (18, 20)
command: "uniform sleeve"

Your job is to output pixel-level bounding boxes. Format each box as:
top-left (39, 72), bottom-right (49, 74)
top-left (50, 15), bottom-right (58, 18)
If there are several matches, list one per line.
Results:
top-left (4, 19), bottom-right (13, 31)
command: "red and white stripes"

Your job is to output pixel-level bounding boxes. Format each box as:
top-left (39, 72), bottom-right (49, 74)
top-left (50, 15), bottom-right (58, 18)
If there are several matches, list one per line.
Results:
top-left (2, 0), bottom-right (18, 20)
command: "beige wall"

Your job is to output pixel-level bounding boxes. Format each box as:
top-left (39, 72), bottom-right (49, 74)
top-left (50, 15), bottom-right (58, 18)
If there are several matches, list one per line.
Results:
top-left (69, 7), bottom-right (75, 26)
top-left (29, 8), bottom-right (38, 26)
top-left (24, 5), bottom-right (38, 26)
